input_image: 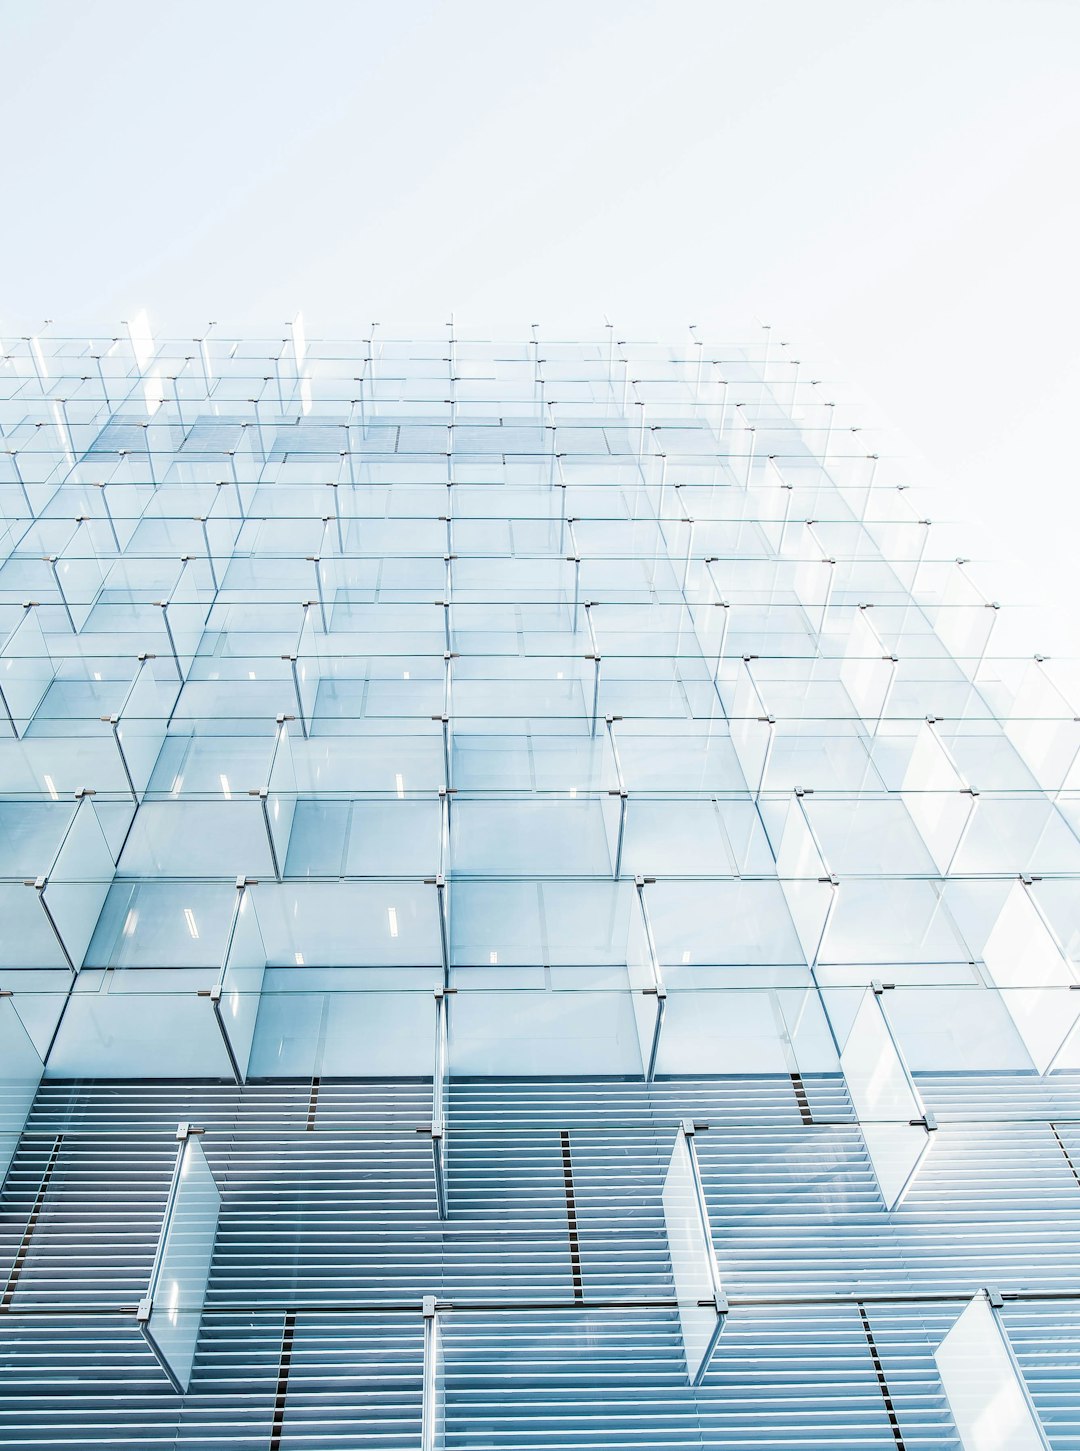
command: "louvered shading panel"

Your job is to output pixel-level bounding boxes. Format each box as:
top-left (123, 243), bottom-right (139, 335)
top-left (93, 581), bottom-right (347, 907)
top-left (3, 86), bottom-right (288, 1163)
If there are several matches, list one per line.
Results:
top-left (439, 1304), bottom-right (966, 1450)
top-left (4, 1075), bottom-right (1080, 1446)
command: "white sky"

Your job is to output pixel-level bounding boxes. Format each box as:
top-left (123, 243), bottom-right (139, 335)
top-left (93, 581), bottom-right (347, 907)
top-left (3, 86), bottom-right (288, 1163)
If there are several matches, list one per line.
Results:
top-left (2, 0), bottom-right (1078, 654)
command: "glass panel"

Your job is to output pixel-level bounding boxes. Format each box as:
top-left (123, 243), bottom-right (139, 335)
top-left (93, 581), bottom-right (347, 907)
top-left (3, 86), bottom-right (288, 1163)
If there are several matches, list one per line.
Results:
top-left (901, 723), bottom-right (973, 873)
top-left (450, 800), bottom-right (614, 876)
top-left (214, 889), bottom-right (266, 1081)
top-left (85, 880), bottom-right (236, 969)
top-left (838, 990), bottom-right (932, 1209)
top-left (257, 883), bottom-right (441, 966)
top-left (983, 881), bottom-right (1071, 987)
top-left (646, 879), bottom-right (804, 969)
top-left (450, 880), bottom-right (635, 968)
top-left (47, 984), bottom-right (235, 1078)
top-left (166, 558), bottom-right (213, 673)
top-left (840, 608), bottom-right (893, 723)
top-left (0, 608), bottom-right (54, 737)
top-left (118, 800), bottom-right (274, 877)
top-left (926, 567), bottom-right (996, 665)
top-left (0, 994), bottom-right (42, 1185)
top-left (823, 878), bottom-right (971, 966)
top-left (661, 1124), bottom-right (725, 1384)
top-left (0, 879), bottom-right (75, 969)
top-left (728, 661), bottom-right (771, 795)
top-left (656, 986), bottom-right (838, 1075)
top-left (792, 537), bottom-right (833, 635)
top-left (248, 989), bottom-right (437, 1077)
top-left (138, 1132), bottom-right (220, 1393)
top-left (1005, 660), bottom-right (1080, 792)
top-left (44, 795), bottom-right (116, 971)
top-left (934, 1295), bottom-right (1050, 1451)
top-left (265, 721), bottom-right (297, 874)
top-left (448, 990), bottom-right (643, 1076)
top-left (296, 605), bottom-right (322, 726)
top-left (774, 795), bottom-right (833, 964)
top-left (117, 659), bottom-right (179, 792)
top-left (806, 795), bottom-right (938, 876)
top-left (975, 876), bottom-right (1074, 1073)
top-left (982, 881), bottom-right (1076, 1073)
top-left (880, 985), bottom-right (1042, 1072)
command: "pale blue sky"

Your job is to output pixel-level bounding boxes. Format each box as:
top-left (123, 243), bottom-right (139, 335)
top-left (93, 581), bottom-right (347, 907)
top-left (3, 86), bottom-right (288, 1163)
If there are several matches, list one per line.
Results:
top-left (2, 0), bottom-right (1078, 650)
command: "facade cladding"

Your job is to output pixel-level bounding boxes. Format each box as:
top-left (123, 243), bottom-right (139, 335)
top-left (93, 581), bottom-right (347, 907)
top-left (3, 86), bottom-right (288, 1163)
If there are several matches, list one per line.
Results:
top-left (0, 320), bottom-right (1079, 1450)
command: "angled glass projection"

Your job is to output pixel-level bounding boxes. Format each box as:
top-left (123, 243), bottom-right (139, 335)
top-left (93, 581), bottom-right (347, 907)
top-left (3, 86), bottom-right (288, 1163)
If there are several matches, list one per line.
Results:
top-left (137, 1124), bottom-right (220, 1393)
top-left (662, 1120), bottom-right (727, 1384)
top-left (421, 1296), bottom-right (445, 1451)
top-left (839, 988), bottom-right (935, 1209)
top-left (934, 1293), bottom-right (1051, 1451)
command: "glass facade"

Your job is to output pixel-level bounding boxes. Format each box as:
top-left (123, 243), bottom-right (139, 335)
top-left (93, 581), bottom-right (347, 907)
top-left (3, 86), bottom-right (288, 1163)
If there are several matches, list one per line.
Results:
top-left (0, 320), bottom-right (1078, 1447)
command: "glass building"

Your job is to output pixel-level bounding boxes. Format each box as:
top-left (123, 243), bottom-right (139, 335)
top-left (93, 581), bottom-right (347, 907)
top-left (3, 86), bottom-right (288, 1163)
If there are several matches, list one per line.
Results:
top-left (1, 319), bottom-right (1078, 1448)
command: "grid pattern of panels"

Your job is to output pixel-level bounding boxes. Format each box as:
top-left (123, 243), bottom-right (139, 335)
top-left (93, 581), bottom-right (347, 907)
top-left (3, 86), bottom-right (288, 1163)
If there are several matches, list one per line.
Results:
top-left (1, 325), bottom-right (1080, 1446)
